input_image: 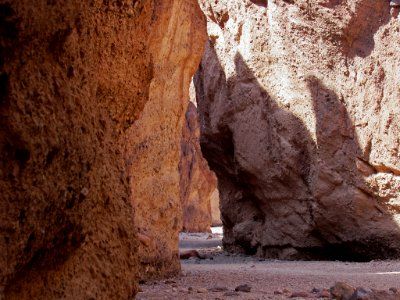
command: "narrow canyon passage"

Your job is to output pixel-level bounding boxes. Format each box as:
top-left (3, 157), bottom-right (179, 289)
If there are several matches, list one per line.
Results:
top-left (1, 0), bottom-right (400, 299)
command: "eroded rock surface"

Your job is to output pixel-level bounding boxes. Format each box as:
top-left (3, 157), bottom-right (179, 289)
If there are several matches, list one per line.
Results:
top-left (179, 102), bottom-right (218, 232)
top-left (195, 0), bottom-right (400, 260)
top-left (126, 1), bottom-right (207, 279)
top-left (0, 0), bottom-right (206, 298)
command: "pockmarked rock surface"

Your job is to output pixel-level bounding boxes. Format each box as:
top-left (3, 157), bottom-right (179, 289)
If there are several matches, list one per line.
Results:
top-left (195, 0), bottom-right (400, 260)
top-left (179, 102), bottom-right (218, 232)
top-left (0, 0), bottom-right (206, 298)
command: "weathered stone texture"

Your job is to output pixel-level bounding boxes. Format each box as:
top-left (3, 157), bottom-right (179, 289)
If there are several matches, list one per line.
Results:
top-left (126, 1), bottom-right (207, 279)
top-left (0, 0), bottom-right (206, 298)
top-left (179, 101), bottom-right (218, 232)
top-left (195, 0), bottom-right (400, 260)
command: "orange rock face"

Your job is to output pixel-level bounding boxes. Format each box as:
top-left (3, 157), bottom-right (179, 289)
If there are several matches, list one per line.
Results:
top-left (0, 0), bottom-right (206, 298)
top-left (195, 0), bottom-right (400, 260)
top-left (125, 1), bottom-right (207, 279)
top-left (179, 102), bottom-right (218, 232)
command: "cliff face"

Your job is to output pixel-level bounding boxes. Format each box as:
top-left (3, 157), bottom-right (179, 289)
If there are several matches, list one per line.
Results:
top-left (179, 101), bottom-right (218, 233)
top-left (195, 0), bottom-right (400, 260)
top-left (0, 0), bottom-right (206, 298)
top-left (125, 1), bottom-right (207, 279)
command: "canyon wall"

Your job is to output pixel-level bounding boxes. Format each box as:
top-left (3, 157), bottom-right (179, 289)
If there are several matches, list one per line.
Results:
top-left (0, 0), bottom-right (206, 298)
top-left (195, 0), bottom-right (400, 260)
top-left (179, 101), bottom-right (218, 232)
top-left (126, 1), bottom-right (206, 279)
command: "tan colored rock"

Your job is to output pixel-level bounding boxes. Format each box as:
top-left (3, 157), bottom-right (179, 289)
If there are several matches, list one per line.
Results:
top-left (331, 282), bottom-right (356, 300)
top-left (195, 0), bottom-right (400, 259)
top-left (126, 1), bottom-right (207, 279)
top-left (0, 0), bottom-right (206, 298)
top-left (210, 188), bottom-right (222, 226)
top-left (179, 102), bottom-right (218, 232)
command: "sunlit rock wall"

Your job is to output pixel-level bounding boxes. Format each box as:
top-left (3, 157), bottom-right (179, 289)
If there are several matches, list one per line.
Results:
top-left (126, 0), bottom-right (207, 279)
top-left (195, 0), bottom-right (400, 260)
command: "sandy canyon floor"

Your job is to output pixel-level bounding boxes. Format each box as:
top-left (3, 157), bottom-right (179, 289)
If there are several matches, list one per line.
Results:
top-left (137, 228), bottom-right (400, 300)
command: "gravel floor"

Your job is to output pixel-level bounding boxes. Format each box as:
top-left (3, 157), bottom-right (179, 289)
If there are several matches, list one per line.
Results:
top-left (138, 228), bottom-right (400, 300)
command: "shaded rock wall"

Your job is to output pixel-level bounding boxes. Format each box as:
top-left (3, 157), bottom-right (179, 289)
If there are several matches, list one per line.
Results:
top-left (0, 0), bottom-right (206, 298)
top-left (195, 0), bottom-right (400, 260)
top-left (179, 101), bottom-right (218, 232)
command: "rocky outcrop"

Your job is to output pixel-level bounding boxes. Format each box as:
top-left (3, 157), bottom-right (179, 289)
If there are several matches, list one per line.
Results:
top-left (195, 0), bottom-right (400, 260)
top-left (179, 102), bottom-right (218, 232)
top-left (0, 0), bottom-right (206, 298)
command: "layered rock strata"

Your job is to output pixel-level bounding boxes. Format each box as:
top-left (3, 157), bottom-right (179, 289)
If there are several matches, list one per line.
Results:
top-left (0, 0), bottom-right (206, 298)
top-left (195, 0), bottom-right (400, 260)
top-left (179, 101), bottom-right (218, 232)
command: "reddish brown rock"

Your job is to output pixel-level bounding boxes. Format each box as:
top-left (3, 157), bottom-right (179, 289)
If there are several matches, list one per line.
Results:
top-left (290, 291), bottom-right (310, 298)
top-left (195, 0), bottom-right (400, 260)
top-left (0, 0), bottom-right (206, 298)
top-left (179, 102), bottom-right (218, 232)
top-left (331, 283), bottom-right (400, 300)
top-left (235, 284), bottom-right (252, 293)
top-left (319, 290), bottom-right (331, 299)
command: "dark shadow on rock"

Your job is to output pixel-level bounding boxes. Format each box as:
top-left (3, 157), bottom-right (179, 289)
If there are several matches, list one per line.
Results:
top-left (306, 76), bottom-right (400, 261)
top-left (342, 1), bottom-right (390, 58)
top-left (194, 41), bottom-right (400, 261)
top-left (320, 0), bottom-right (344, 8)
top-left (249, 0), bottom-right (267, 8)
top-left (194, 41), bottom-right (236, 175)
top-left (195, 42), bottom-right (317, 259)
